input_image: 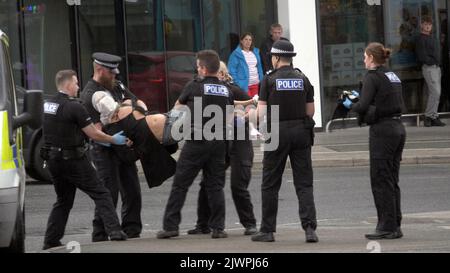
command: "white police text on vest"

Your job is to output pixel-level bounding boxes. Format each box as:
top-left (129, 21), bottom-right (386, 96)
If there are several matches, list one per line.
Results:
top-left (385, 72), bottom-right (401, 83)
top-left (276, 79), bottom-right (304, 91)
top-left (44, 102), bottom-right (60, 115)
top-left (204, 84), bottom-right (230, 97)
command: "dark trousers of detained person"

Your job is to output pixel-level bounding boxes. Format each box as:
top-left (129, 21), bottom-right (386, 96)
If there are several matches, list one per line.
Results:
top-left (90, 143), bottom-right (142, 240)
top-left (260, 121), bottom-right (317, 233)
top-left (195, 139), bottom-right (257, 230)
top-left (369, 119), bottom-right (406, 232)
top-left (163, 140), bottom-right (227, 232)
top-left (44, 156), bottom-right (122, 247)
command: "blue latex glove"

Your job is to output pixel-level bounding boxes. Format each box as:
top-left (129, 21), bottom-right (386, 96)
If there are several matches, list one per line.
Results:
top-left (351, 90), bottom-right (360, 98)
top-left (112, 131), bottom-right (127, 145)
top-left (343, 98), bottom-right (353, 109)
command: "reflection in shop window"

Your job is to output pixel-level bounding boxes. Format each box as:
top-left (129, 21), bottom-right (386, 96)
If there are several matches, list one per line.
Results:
top-left (318, 0), bottom-right (384, 123)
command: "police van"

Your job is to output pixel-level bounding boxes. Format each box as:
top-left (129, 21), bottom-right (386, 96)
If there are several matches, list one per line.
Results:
top-left (0, 30), bottom-right (42, 253)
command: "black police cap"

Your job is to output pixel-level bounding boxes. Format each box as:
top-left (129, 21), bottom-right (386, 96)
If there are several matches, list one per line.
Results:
top-left (92, 52), bottom-right (122, 74)
top-left (269, 40), bottom-right (297, 57)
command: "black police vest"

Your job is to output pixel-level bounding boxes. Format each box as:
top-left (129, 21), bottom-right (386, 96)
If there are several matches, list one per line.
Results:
top-left (43, 93), bottom-right (86, 148)
top-left (186, 77), bottom-right (232, 139)
top-left (266, 67), bottom-right (309, 122)
top-left (370, 67), bottom-right (404, 119)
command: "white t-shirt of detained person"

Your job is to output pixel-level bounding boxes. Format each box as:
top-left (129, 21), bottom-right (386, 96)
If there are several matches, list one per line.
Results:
top-left (243, 50), bottom-right (260, 86)
top-left (92, 91), bottom-right (119, 125)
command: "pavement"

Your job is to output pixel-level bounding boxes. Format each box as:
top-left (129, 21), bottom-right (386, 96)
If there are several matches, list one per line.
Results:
top-left (42, 118), bottom-right (450, 254)
top-left (169, 117), bottom-right (450, 169)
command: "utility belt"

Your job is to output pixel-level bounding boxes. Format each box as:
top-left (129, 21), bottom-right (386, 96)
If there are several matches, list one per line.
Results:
top-left (378, 116), bottom-right (402, 122)
top-left (40, 144), bottom-right (88, 160)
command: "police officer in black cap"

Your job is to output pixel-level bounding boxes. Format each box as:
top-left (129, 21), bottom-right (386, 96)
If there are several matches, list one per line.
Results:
top-left (80, 52), bottom-right (142, 242)
top-left (250, 40), bottom-right (319, 243)
top-left (157, 50), bottom-right (234, 240)
top-left (343, 43), bottom-right (406, 240)
top-left (42, 70), bottom-right (128, 250)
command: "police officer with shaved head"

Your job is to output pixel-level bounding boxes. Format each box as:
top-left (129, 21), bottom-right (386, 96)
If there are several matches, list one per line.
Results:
top-left (251, 40), bottom-right (319, 243)
top-left (157, 50), bottom-right (234, 240)
top-left (80, 52), bottom-right (142, 242)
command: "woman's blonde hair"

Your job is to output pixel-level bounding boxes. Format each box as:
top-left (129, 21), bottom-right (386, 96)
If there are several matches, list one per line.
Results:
top-left (219, 61), bottom-right (233, 83)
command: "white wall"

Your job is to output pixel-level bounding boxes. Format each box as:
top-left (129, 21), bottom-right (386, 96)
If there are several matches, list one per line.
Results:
top-left (277, 0), bottom-right (322, 128)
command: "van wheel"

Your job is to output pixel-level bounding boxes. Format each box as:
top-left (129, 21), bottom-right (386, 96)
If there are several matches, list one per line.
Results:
top-left (8, 206), bottom-right (25, 253)
top-left (32, 137), bottom-right (52, 182)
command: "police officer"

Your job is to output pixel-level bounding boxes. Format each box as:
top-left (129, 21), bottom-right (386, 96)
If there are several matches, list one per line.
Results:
top-left (187, 61), bottom-right (258, 236)
top-left (250, 40), bottom-right (318, 243)
top-left (42, 70), bottom-right (128, 250)
top-left (157, 50), bottom-right (234, 239)
top-left (343, 43), bottom-right (406, 240)
top-left (80, 53), bottom-right (142, 241)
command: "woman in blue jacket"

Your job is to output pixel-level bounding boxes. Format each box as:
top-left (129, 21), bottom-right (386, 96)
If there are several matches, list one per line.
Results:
top-left (228, 32), bottom-right (264, 97)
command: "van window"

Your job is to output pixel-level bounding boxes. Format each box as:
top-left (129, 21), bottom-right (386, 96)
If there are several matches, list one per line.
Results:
top-left (0, 40), bottom-right (7, 109)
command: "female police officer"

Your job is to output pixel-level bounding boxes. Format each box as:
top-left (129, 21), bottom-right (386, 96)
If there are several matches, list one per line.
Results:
top-left (343, 43), bottom-right (406, 240)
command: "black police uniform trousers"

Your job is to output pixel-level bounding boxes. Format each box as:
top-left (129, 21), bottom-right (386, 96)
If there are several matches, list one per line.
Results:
top-left (44, 156), bottom-right (121, 247)
top-left (260, 120), bottom-right (317, 233)
top-left (90, 143), bottom-right (142, 240)
top-left (369, 119), bottom-right (406, 232)
top-left (195, 139), bottom-right (257, 230)
top-left (163, 140), bottom-right (227, 231)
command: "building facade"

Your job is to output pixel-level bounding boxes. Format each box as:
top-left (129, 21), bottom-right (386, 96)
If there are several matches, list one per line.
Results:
top-left (1, 0), bottom-right (449, 128)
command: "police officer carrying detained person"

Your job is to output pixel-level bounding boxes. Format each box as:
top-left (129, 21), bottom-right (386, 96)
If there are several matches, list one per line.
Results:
top-left (342, 43), bottom-right (406, 240)
top-left (249, 40), bottom-right (319, 243)
top-left (157, 50), bottom-right (234, 240)
top-left (81, 53), bottom-right (143, 242)
top-left (42, 70), bottom-right (128, 250)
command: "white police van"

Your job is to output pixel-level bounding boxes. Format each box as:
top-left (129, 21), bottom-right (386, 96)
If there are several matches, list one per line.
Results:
top-left (0, 30), bottom-right (42, 253)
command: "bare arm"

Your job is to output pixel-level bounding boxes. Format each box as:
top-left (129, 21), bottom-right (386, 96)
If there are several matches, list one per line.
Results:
top-left (306, 102), bottom-right (315, 118)
top-left (82, 124), bottom-right (116, 144)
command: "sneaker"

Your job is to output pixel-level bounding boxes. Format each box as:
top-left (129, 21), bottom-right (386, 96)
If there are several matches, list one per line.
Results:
top-left (424, 117), bottom-right (433, 127)
top-left (92, 235), bottom-right (109, 243)
top-left (109, 230), bottom-right (128, 241)
top-left (251, 232), bottom-right (275, 242)
top-left (156, 230), bottom-right (179, 239)
top-left (187, 227), bottom-right (211, 235)
top-left (244, 226), bottom-right (258, 236)
top-left (211, 229), bottom-right (228, 239)
top-left (431, 118), bottom-right (446, 127)
top-left (305, 227), bottom-right (319, 243)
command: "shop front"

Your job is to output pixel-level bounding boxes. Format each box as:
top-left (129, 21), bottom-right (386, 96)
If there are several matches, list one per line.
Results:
top-left (316, 0), bottom-right (450, 125)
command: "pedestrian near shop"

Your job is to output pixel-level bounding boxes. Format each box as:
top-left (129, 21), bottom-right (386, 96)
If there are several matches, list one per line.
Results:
top-left (42, 70), bottom-right (128, 250)
top-left (259, 23), bottom-right (290, 73)
top-left (157, 50), bottom-right (234, 240)
top-left (343, 42), bottom-right (406, 240)
top-left (250, 40), bottom-right (319, 243)
top-left (415, 16), bottom-right (446, 127)
top-left (80, 52), bottom-right (142, 242)
top-left (228, 32), bottom-right (264, 97)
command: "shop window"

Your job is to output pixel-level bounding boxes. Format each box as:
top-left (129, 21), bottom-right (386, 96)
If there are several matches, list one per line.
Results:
top-left (318, 0), bottom-right (384, 123)
top-left (22, 1), bottom-right (71, 93)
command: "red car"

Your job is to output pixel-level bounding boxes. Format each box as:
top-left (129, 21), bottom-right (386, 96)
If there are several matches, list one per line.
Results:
top-left (128, 51), bottom-right (196, 113)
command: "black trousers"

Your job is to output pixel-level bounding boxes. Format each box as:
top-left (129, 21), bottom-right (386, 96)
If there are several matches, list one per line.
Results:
top-left (195, 139), bottom-right (256, 229)
top-left (44, 156), bottom-right (121, 247)
top-left (260, 121), bottom-right (317, 233)
top-left (369, 119), bottom-right (406, 232)
top-left (163, 140), bottom-right (226, 231)
top-left (90, 143), bottom-right (142, 239)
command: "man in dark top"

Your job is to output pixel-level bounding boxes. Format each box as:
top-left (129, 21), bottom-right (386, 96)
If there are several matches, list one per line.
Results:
top-left (42, 70), bottom-right (128, 250)
top-left (157, 50), bottom-right (234, 240)
top-left (250, 40), bottom-right (318, 243)
top-left (80, 53), bottom-right (142, 242)
top-left (259, 23), bottom-right (290, 74)
top-left (415, 16), bottom-right (446, 127)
